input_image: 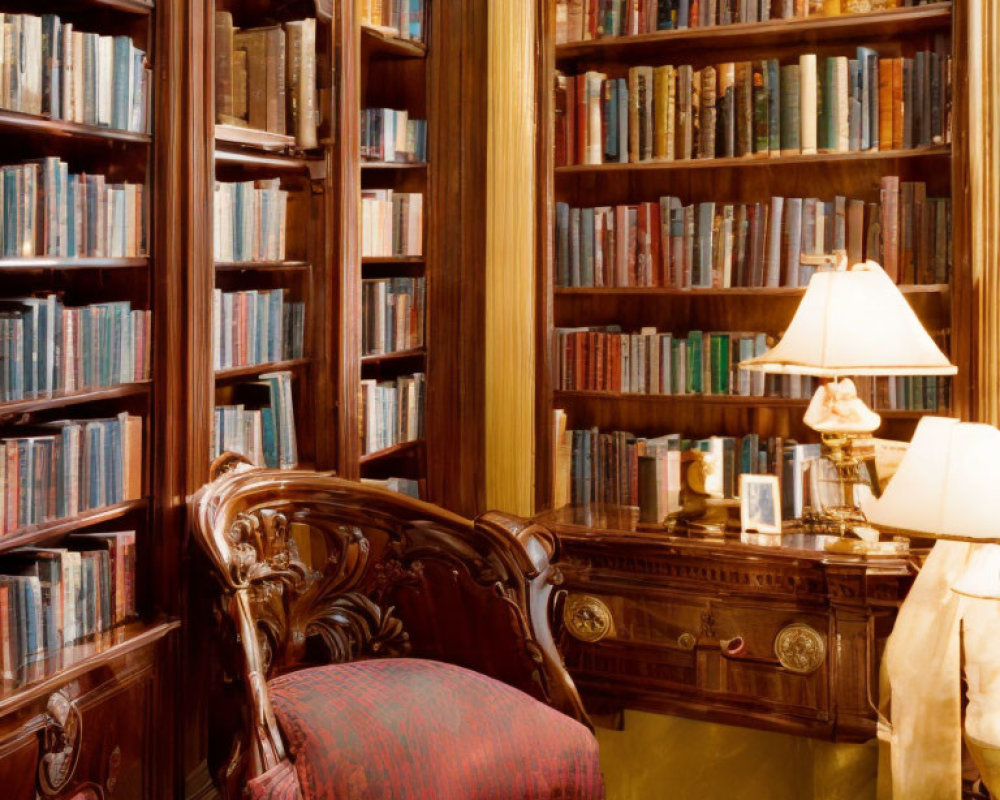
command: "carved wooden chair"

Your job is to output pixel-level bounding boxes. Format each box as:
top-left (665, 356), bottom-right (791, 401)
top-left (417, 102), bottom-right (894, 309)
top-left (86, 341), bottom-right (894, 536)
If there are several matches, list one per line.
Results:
top-left (189, 457), bottom-right (604, 800)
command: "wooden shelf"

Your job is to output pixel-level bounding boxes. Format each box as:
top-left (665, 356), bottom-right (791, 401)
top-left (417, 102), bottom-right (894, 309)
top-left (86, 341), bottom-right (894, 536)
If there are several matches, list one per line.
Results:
top-left (0, 382), bottom-right (151, 419)
top-left (555, 145), bottom-right (950, 176)
top-left (0, 256), bottom-right (149, 272)
top-left (361, 256), bottom-right (425, 264)
top-left (361, 348), bottom-right (426, 366)
top-left (0, 619), bottom-right (179, 717)
top-left (361, 161), bottom-right (428, 170)
top-left (215, 124), bottom-right (296, 152)
top-left (215, 260), bottom-right (311, 272)
top-left (553, 390), bottom-right (809, 408)
top-left (360, 438), bottom-right (424, 465)
top-left (0, 109), bottom-right (151, 144)
top-left (81, 0), bottom-right (154, 14)
top-left (0, 500), bottom-right (149, 555)
top-left (554, 283), bottom-right (951, 297)
top-left (361, 25), bottom-right (427, 58)
top-left (214, 147), bottom-right (311, 172)
top-left (555, 3), bottom-right (952, 62)
top-left (214, 359), bottom-right (311, 382)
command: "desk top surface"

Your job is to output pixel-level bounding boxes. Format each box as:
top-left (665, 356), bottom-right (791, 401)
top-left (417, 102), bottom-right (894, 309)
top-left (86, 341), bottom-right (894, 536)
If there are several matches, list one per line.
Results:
top-left (533, 504), bottom-right (919, 570)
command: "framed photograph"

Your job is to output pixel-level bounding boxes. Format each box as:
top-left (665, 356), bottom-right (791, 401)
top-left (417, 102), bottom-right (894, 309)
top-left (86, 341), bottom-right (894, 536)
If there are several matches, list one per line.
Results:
top-left (739, 474), bottom-right (782, 534)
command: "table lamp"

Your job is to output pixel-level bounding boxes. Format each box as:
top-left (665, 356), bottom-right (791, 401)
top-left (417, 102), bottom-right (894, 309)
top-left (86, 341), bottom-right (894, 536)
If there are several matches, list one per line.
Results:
top-left (739, 253), bottom-right (956, 532)
top-left (863, 416), bottom-right (1000, 796)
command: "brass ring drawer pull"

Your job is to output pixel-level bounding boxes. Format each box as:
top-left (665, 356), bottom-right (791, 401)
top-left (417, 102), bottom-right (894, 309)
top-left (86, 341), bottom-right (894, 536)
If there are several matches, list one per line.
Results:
top-left (563, 594), bottom-right (614, 643)
top-left (774, 623), bottom-right (826, 674)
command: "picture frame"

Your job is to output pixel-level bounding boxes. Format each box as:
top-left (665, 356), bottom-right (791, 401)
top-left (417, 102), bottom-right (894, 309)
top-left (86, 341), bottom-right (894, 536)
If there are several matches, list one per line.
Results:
top-left (739, 474), bottom-right (782, 535)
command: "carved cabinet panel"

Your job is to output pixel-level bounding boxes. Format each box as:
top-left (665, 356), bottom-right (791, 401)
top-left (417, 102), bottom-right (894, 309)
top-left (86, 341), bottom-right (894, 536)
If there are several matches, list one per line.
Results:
top-left (539, 508), bottom-right (915, 742)
top-left (0, 643), bottom-right (163, 800)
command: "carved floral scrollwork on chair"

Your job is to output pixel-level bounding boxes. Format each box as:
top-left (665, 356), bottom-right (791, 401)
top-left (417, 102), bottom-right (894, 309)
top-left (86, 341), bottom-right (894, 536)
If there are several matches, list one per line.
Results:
top-left (190, 463), bottom-right (596, 799)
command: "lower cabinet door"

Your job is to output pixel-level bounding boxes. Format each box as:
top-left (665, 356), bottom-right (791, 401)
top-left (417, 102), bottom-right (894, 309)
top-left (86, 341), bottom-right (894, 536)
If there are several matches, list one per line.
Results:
top-left (0, 660), bottom-right (154, 800)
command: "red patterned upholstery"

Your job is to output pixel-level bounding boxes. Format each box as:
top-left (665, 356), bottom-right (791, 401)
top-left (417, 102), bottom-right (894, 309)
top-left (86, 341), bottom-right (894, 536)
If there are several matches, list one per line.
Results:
top-left (268, 658), bottom-right (604, 800)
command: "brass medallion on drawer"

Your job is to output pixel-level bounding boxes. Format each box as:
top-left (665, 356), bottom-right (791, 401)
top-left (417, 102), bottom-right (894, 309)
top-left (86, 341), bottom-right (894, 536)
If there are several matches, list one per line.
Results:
top-left (773, 623), bottom-right (826, 675)
top-left (563, 594), bottom-right (614, 643)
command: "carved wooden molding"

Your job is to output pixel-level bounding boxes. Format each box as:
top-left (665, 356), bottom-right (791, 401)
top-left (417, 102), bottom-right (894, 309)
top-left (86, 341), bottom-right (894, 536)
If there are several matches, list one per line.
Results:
top-left (38, 690), bottom-right (83, 796)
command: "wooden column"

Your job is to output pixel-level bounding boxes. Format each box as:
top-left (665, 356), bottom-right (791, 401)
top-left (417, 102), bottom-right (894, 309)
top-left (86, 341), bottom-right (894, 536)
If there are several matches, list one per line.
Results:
top-left (483, 0), bottom-right (538, 516)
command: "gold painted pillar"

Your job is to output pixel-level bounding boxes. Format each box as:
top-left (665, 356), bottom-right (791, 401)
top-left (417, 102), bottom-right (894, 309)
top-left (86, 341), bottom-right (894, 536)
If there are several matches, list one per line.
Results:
top-left (484, 0), bottom-right (537, 516)
top-left (968, 0), bottom-right (1000, 424)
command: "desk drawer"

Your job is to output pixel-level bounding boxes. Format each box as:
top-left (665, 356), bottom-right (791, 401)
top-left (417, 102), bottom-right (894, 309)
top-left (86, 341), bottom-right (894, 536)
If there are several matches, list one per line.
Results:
top-left (559, 590), bottom-right (831, 722)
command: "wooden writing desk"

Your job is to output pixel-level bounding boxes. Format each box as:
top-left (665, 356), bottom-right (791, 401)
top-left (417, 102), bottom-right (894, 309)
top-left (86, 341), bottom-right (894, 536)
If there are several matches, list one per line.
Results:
top-left (536, 505), bottom-right (917, 742)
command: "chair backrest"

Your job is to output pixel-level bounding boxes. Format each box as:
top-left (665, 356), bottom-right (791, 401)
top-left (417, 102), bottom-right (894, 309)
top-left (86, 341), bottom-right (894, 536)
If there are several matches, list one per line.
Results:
top-left (189, 455), bottom-right (588, 791)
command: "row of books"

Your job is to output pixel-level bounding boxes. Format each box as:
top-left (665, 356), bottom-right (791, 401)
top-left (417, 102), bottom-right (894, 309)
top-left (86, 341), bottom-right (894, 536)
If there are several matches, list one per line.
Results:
top-left (554, 0), bottom-right (942, 42)
top-left (361, 0), bottom-right (426, 42)
top-left (0, 14), bottom-right (149, 133)
top-left (555, 181), bottom-right (951, 289)
top-left (362, 278), bottom-right (425, 357)
top-left (2, 159), bottom-right (147, 259)
top-left (361, 477), bottom-right (421, 499)
top-left (214, 14), bottom-right (319, 148)
top-left (0, 298), bottom-right (151, 403)
top-left (211, 289), bottom-right (306, 371)
top-left (557, 48), bottom-right (952, 165)
top-left (361, 191), bottom-right (423, 258)
top-left (361, 109), bottom-right (427, 163)
top-left (555, 326), bottom-right (821, 397)
top-left (0, 532), bottom-right (136, 683)
top-left (855, 374), bottom-right (947, 412)
top-left (557, 421), bottom-right (823, 524)
top-left (0, 413), bottom-right (143, 536)
top-left (212, 371), bottom-right (299, 470)
top-left (361, 372), bottom-right (425, 455)
top-left (214, 179), bottom-right (289, 264)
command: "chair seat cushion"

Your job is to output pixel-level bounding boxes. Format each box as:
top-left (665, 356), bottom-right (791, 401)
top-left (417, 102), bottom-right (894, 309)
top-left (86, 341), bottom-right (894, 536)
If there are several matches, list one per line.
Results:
top-left (267, 658), bottom-right (604, 800)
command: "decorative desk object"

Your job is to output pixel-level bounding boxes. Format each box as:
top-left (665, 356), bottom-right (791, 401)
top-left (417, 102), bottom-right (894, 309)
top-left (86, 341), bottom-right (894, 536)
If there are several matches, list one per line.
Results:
top-left (539, 505), bottom-right (914, 742)
top-left (863, 416), bottom-right (1000, 800)
top-left (740, 254), bottom-right (956, 542)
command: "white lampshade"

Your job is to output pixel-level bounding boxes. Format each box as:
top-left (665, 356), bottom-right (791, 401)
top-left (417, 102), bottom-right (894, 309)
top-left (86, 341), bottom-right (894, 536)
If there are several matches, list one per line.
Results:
top-left (862, 416), bottom-right (1000, 542)
top-left (740, 261), bottom-right (957, 377)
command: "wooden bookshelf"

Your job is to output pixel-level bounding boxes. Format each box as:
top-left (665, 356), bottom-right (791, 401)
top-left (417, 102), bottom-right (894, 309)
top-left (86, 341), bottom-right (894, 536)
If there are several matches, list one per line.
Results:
top-left (0, 0), bottom-right (182, 795)
top-left (534, 0), bottom-right (971, 510)
top-left (555, 3), bottom-right (952, 61)
top-left (343, 1), bottom-right (432, 496)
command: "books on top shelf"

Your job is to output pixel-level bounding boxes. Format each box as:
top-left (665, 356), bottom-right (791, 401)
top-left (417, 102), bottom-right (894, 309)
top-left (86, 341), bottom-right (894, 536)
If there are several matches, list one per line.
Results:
top-left (555, 326), bottom-right (821, 398)
top-left (556, 47), bottom-right (951, 165)
top-left (362, 109), bottom-right (427, 163)
top-left (0, 14), bottom-right (150, 134)
top-left (361, 0), bottom-right (426, 42)
top-left (0, 531), bottom-right (137, 685)
top-left (214, 179), bottom-right (289, 263)
top-left (212, 288), bottom-right (305, 371)
top-left (361, 372), bottom-right (425, 455)
top-left (361, 477), bottom-right (421, 499)
top-left (214, 13), bottom-right (319, 149)
top-left (856, 373), bottom-right (948, 412)
top-left (0, 297), bottom-right (151, 403)
top-left (213, 371), bottom-right (298, 469)
top-left (555, 181), bottom-right (951, 289)
top-left (557, 421), bottom-right (824, 525)
top-left (2, 158), bottom-right (147, 259)
top-left (555, 0), bottom-right (944, 42)
top-left (361, 191), bottom-right (423, 257)
top-left (362, 277), bottom-right (425, 356)
top-left (0, 412), bottom-right (143, 536)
